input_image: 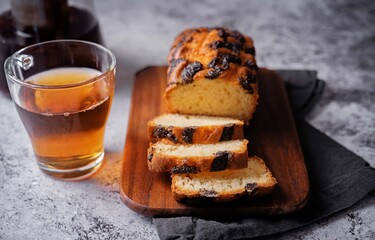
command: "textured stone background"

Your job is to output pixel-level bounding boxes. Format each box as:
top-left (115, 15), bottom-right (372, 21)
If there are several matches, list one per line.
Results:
top-left (0, 0), bottom-right (374, 239)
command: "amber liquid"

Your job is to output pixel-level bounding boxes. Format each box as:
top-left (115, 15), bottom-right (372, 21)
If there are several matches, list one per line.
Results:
top-left (15, 68), bottom-right (113, 179)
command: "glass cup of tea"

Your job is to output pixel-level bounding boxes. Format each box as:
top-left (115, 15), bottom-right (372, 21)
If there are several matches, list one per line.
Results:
top-left (4, 40), bottom-right (116, 180)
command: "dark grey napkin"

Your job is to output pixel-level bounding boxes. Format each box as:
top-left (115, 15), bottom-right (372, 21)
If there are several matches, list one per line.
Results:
top-left (154, 70), bottom-right (375, 240)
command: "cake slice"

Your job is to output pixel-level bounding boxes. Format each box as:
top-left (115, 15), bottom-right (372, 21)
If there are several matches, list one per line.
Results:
top-left (148, 114), bottom-right (244, 144)
top-left (147, 139), bottom-right (248, 173)
top-left (171, 156), bottom-right (277, 202)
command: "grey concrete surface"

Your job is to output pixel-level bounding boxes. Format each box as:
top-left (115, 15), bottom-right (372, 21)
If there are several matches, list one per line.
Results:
top-left (0, 0), bottom-right (374, 239)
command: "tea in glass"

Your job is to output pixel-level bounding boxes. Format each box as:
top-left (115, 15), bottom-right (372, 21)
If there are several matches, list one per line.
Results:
top-left (5, 40), bottom-right (116, 180)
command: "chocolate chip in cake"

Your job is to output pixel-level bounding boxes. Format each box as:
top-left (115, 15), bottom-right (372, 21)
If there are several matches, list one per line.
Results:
top-left (171, 165), bottom-right (198, 174)
top-left (219, 124), bottom-right (235, 141)
top-left (217, 28), bottom-right (228, 39)
top-left (245, 47), bottom-right (256, 56)
top-left (245, 59), bottom-right (258, 71)
top-left (152, 125), bottom-right (168, 138)
top-left (207, 57), bottom-right (221, 69)
top-left (168, 58), bottom-right (187, 77)
top-left (245, 183), bottom-right (258, 197)
top-left (206, 57), bottom-right (228, 80)
top-left (182, 127), bottom-right (196, 144)
top-left (167, 129), bottom-right (178, 143)
top-left (209, 40), bottom-right (226, 49)
top-left (152, 125), bottom-right (166, 138)
top-left (152, 125), bottom-right (178, 143)
top-left (147, 152), bottom-right (153, 162)
top-left (205, 66), bottom-right (222, 79)
top-left (238, 71), bottom-right (256, 94)
top-left (245, 183), bottom-right (258, 191)
top-left (221, 58), bottom-right (229, 70)
top-left (220, 53), bottom-right (242, 65)
top-left (181, 61), bottom-right (203, 84)
top-left (211, 151), bottom-right (232, 172)
top-left (230, 30), bottom-right (245, 44)
top-left (244, 71), bottom-right (257, 83)
top-left (227, 42), bottom-right (243, 54)
top-left (199, 189), bottom-right (219, 198)
top-left (210, 41), bottom-right (242, 54)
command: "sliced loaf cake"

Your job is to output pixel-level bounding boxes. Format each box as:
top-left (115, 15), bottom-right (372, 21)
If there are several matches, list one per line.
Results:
top-left (147, 139), bottom-right (248, 173)
top-left (171, 156), bottom-right (277, 202)
top-left (148, 114), bottom-right (244, 144)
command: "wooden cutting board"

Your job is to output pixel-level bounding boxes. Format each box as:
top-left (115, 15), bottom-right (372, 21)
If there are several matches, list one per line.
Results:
top-left (120, 66), bottom-right (309, 217)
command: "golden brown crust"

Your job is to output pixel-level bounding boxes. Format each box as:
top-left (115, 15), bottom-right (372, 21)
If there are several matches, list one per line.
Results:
top-left (148, 122), bottom-right (244, 144)
top-left (147, 142), bottom-right (248, 173)
top-left (166, 27), bottom-right (258, 93)
top-left (165, 27), bottom-right (259, 122)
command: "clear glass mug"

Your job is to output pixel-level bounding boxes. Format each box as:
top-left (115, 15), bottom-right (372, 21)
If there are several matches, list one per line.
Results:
top-left (4, 40), bottom-right (116, 180)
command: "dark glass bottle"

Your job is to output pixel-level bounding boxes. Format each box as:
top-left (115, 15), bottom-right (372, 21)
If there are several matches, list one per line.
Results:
top-left (0, 0), bottom-right (103, 95)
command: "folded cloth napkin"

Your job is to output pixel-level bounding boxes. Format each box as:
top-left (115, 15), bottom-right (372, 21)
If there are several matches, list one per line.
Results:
top-left (153, 70), bottom-right (375, 240)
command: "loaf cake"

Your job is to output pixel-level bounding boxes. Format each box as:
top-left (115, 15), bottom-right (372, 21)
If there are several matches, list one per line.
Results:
top-left (165, 27), bottom-right (259, 122)
top-left (147, 139), bottom-right (248, 173)
top-left (172, 156), bottom-right (277, 202)
top-left (148, 113), bottom-right (244, 144)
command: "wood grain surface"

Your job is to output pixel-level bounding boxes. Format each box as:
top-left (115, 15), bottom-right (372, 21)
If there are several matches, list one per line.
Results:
top-left (120, 66), bottom-right (309, 217)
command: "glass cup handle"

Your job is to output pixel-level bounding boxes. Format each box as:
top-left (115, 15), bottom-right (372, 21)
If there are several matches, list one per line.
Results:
top-left (15, 54), bottom-right (34, 71)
